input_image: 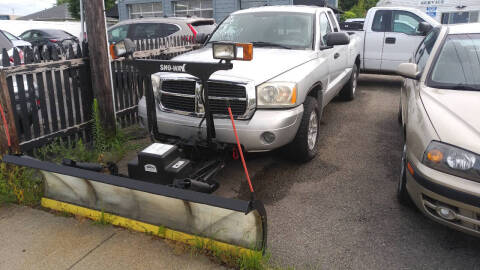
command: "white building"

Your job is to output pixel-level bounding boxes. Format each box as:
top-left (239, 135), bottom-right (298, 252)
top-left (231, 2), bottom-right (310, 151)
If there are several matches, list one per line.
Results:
top-left (376, 0), bottom-right (480, 24)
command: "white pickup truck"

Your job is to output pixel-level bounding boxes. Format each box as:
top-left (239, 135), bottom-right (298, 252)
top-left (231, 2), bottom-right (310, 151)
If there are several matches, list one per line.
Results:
top-left (139, 6), bottom-right (362, 161)
top-left (353, 7), bottom-right (440, 73)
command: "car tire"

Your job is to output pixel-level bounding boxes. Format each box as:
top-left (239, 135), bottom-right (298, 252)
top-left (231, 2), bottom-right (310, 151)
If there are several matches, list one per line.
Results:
top-left (339, 64), bottom-right (358, 101)
top-left (398, 143), bottom-right (414, 207)
top-left (285, 96), bottom-right (321, 162)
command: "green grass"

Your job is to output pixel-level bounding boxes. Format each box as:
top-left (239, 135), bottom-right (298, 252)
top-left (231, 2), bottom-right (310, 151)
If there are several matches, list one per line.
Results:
top-left (0, 162), bottom-right (43, 206)
top-left (93, 210), bottom-right (110, 226)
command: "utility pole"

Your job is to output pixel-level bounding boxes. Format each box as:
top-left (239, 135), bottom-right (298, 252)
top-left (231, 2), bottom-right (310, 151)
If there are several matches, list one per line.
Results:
top-left (80, 0), bottom-right (85, 43)
top-left (83, 0), bottom-right (116, 137)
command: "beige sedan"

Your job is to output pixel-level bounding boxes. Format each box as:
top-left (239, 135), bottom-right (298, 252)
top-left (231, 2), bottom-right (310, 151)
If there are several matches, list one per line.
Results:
top-left (397, 23), bottom-right (480, 236)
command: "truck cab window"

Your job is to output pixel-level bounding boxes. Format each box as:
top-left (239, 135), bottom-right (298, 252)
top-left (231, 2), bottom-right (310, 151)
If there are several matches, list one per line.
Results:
top-left (392, 11), bottom-right (424, 35)
top-left (327, 11), bottom-right (338, 32)
top-left (372, 10), bottom-right (390, 32)
top-left (319, 13), bottom-right (332, 45)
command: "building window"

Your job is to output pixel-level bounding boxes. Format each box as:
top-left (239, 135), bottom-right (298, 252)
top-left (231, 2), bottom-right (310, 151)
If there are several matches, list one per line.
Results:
top-left (172, 0), bottom-right (213, 18)
top-left (441, 11), bottom-right (479, 24)
top-left (128, 2), bottom-right (163, 19)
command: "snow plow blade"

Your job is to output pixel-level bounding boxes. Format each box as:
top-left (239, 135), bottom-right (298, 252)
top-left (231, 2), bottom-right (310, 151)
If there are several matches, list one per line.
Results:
top-left (2, 155), bottom-right (267, 254)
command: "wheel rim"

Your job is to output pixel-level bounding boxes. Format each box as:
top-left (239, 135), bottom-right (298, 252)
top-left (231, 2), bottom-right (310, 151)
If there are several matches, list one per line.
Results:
top-left (307, 110), bottom-right (318, 150)
top-left (352, 70), bottom-right (357, 95)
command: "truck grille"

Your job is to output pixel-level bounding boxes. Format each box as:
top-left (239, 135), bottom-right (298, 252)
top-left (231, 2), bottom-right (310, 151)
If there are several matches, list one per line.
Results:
top-left (160, 80), bottom-right (248, 116)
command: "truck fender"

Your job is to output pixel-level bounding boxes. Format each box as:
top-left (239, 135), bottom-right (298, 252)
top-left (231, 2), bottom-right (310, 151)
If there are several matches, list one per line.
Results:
top-left (306, 82), bottom-right (324, 108)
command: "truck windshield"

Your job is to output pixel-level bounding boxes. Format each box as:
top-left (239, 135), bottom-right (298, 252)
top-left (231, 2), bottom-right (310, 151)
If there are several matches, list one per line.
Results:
top-left (428, 34), bottom-right (480, 91)
top-left (209, 12), bottom-right (314, 50)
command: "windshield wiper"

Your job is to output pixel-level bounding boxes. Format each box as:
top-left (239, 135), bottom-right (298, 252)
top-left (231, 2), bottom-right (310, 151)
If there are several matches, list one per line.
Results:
top-left (251, 41), bottom-right (292, 49)
top-left (449, 84), bottom-right (480, 91)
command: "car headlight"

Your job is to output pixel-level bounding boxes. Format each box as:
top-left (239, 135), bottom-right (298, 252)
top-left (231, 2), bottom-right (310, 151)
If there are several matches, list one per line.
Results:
top-left (256, 82), bottom-right (297, 108)
top-left (423, 141), bottom-right (480, 182)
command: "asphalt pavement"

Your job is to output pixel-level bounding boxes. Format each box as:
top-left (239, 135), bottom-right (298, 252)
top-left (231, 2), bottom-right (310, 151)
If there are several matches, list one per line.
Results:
top-left (217, 74), bottom-right (480, 269)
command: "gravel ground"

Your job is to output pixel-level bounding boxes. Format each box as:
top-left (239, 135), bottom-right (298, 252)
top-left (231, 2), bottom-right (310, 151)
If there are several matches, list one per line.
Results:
top-left (216, 74), bottom-right (480, 269)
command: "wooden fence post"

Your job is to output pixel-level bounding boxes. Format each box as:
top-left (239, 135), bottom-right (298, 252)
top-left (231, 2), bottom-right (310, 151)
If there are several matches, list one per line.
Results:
top-left (0, 71), bottom-right (20, 154)
top-left (84, 0), bottom-right (116, 137)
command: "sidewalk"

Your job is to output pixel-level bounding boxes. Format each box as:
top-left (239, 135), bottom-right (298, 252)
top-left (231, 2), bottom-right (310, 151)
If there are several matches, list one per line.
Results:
top-left (0, 204), bottom-right (224, 270)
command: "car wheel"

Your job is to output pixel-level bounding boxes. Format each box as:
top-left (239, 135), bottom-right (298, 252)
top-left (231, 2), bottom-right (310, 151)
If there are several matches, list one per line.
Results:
top-left (339, 64), bottom-right (358, 101)
top-left (285, 96), bottom-right (320, 162)
top-left (398, 143), bottom-right (414, 206)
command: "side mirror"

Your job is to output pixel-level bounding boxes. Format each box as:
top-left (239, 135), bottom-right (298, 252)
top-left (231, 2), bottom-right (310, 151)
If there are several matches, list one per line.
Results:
top-left (110, 38), bottom-right (136, 59)
top-left (418, 22), bottom-right (433, 35)
top-left (397, 63), bottom-right (420, 80)
top-left (325, 32), bottom-right (350, 47)
top-left (196, 33), bottom-right (209, 44)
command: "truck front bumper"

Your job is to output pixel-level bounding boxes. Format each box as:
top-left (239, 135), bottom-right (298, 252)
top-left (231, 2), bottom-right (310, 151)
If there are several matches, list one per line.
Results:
top-left (138, 97), bottom-right (303, 152)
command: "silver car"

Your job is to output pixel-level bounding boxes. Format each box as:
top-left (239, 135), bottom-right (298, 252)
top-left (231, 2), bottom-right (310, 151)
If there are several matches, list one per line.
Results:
top-left (397, 23), bottom-right (480, 236)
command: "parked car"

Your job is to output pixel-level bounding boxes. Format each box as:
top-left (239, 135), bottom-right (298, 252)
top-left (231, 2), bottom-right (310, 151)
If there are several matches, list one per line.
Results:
top-left (0, 31), bottom-right (24, 66)
top-left (137, 6), bottom-right (362, 161)
top-left (19, 29), bottom-right (79, 55)
top-left (397, 23), bottom-right (480, 236)
top-left (0, 30), bottom-right (31, 51)
top-left (107, 17), bottom-right (216, 44)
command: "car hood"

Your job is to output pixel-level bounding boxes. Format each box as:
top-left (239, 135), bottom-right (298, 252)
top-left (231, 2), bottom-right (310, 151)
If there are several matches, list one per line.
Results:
top-left (168, 46), bottom-right (317, 85)
top-left (421, 87), bottom-right (480, 154)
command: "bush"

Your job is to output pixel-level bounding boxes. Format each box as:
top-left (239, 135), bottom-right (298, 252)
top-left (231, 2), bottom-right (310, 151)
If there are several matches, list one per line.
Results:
top-left (0, 162), bottom-right (43, 206)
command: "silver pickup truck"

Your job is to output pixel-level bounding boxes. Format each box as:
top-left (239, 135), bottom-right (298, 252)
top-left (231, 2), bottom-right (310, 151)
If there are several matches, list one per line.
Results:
top-left (138, 6), bottom-right (361, 161)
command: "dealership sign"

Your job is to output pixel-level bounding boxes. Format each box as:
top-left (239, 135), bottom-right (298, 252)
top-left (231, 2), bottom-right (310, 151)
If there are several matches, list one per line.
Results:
top-left (426, 6), bottom-right (437, 17)
top-left (420, 0), bottom-right (444, 5)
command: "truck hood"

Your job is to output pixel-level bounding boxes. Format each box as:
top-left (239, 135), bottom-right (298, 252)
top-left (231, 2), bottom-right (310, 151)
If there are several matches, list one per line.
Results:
top-left (168, 46), bottom-right (317, 85)
top-left (421, 87), bottom-right (480, 154)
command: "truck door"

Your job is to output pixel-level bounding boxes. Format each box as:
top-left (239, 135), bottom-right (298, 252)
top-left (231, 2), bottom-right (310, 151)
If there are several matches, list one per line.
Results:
top-left (320, 12), bottom-right (346, 96)
top-left (363, 10), bottom-right (390, 72)
top-left (380, 10), bottom-right (426, 72)
top-left (326, 10), bottom-right (348, 79)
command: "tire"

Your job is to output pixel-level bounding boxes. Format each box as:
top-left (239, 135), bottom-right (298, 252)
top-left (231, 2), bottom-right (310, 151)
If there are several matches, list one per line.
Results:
top-left (339, 64), bottom-right (358, 101)
top-left (285, 96), bottom-right (321, 162)
top-left (398, 143), bottom-right (414, 207)
top-left (397, 100), bottom-right (402, 124)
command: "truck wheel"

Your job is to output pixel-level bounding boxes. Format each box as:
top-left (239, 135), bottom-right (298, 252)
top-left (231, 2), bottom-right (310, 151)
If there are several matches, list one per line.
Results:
top-left (398, 144), bottom-right (413, 207)
top-left (286, 96), bottom-right (320, 162)
top-left (339, 64), bottom-right (358, 101)
top-left (397, 101), bottom-right (402, 124)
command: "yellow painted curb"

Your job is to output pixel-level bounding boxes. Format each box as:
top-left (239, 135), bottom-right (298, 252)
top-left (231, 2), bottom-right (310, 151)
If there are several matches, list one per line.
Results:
top-left (41, 197), bottom-right (261, 257)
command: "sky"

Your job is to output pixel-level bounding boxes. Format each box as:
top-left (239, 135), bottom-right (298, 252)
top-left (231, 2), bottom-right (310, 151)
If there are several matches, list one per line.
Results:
top-left (0, 0), bottom-right (57, 16)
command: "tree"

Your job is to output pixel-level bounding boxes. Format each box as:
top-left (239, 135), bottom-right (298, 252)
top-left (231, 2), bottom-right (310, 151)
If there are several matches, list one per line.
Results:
top-left (57, 0), bottom-right (115, 20)
top-left (340, 0), bottom-right (357, 12)
top-left (339, 0), bottom-right (380, 20)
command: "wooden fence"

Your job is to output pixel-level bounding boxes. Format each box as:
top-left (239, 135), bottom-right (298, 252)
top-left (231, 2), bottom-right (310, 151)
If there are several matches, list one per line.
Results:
top-left (0, 35), bottom-right (199, 153)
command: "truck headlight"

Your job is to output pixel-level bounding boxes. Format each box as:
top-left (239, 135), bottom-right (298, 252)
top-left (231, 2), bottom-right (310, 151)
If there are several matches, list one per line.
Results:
top-left (212, 42), bottom-right (253, 61)
top-left (257, 82), bottom-right (297, 108)
top-left (423, 141), bottom-right (480, 182)
top-left (213, 43), bottom-right (236, 60)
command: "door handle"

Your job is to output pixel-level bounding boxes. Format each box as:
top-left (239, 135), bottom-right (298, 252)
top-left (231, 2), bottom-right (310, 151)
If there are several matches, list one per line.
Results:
top-left (385, 37), bottom-right (396, 44)
top-left (334, 53), bottom-right (340, 59)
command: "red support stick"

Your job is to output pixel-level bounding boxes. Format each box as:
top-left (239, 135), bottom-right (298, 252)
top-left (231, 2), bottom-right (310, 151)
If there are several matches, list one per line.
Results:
top-left (227, 107), bottom-right (254, 193)
top-left (0, 103), bottom-right (11, 147)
